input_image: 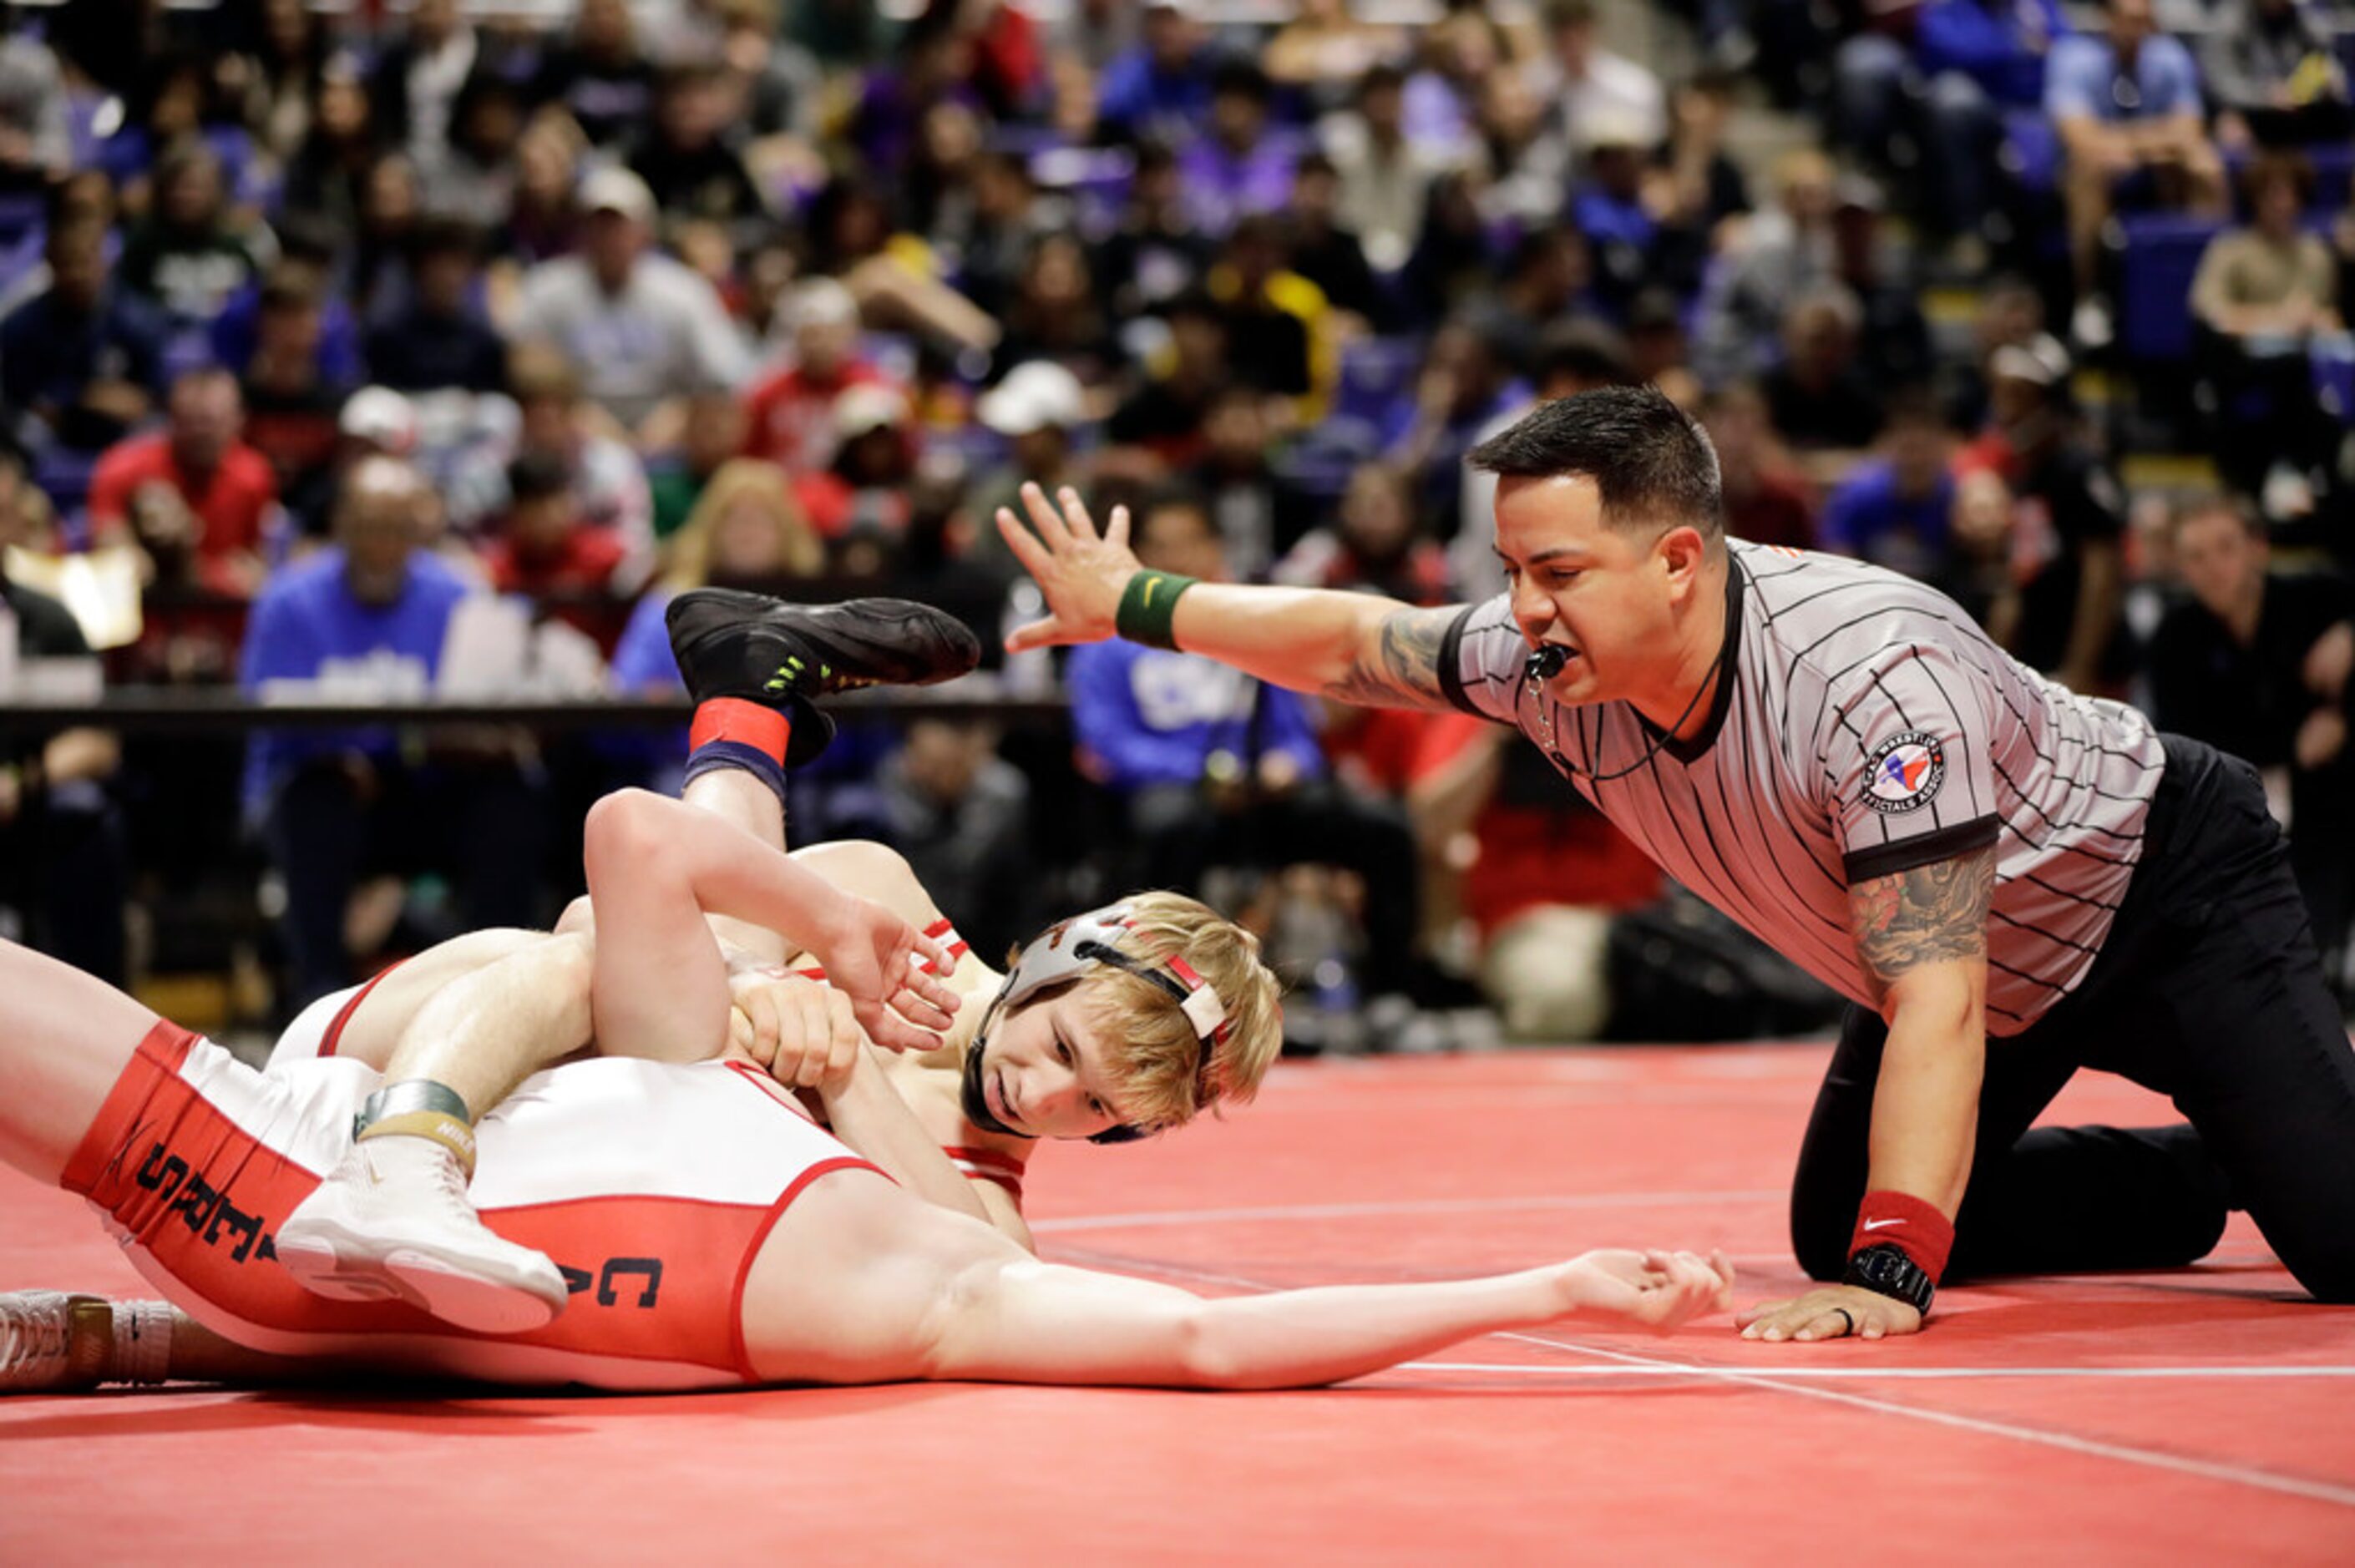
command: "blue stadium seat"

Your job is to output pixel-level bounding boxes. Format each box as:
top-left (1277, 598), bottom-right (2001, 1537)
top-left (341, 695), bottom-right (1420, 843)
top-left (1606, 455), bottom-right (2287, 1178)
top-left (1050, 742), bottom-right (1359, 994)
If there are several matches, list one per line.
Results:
top-left (0, 190), bottom-right (43, 247)
top-left (2315, 336), bottom-right (2355, 429)
top-left (160, 326), bottom-right (220, 383)
top-left (1272, 441), bottom-right (1358, 506)
top-left (2302, 143), bottom-right (2352, 212)
top-left (1999, 109), bottom-right (2061, 196)
top-left (2117, 213), bottom-right (2227, 364)
top-left (1031, 146), bottom-right (1132, 234)
top-left (32, 446), bottom-right (98, 531)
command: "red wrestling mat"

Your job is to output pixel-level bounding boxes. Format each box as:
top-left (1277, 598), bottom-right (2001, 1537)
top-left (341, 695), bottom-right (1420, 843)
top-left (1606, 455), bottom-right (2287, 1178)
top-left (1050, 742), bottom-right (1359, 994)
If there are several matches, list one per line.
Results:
top-left (6, 1042), bottom-right (2353, 1565)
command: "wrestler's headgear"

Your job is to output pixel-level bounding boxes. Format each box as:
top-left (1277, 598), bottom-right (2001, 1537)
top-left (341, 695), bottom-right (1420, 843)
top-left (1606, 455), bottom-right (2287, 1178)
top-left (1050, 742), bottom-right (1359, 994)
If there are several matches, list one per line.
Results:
top-left (960, 903), bottom-right (1233, 1146)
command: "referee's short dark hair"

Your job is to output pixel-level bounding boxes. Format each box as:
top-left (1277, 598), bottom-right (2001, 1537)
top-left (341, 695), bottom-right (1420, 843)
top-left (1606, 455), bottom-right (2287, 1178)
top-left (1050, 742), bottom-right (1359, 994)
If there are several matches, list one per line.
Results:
top-left (1466, 383), bottom-right (1724, 542)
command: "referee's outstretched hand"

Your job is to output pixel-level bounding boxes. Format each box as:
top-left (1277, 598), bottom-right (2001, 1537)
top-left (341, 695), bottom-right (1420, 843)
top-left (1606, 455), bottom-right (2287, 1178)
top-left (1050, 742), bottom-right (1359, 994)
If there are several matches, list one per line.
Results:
top-left (1735, 1282), bottom-right (1923, 1343)
top-left (996, 482), bottom-right (1140, 653)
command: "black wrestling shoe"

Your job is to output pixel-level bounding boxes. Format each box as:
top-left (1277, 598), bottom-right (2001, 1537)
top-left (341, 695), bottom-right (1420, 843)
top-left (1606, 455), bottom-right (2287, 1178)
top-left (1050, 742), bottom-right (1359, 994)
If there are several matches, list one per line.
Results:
top-left (666, 590), bottom-right (982, 765)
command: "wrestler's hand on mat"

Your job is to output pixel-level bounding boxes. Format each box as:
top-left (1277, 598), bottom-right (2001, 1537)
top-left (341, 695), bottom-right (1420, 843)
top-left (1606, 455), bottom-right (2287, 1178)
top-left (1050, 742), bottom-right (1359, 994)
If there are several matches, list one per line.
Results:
top-left (995, 482), bottom-right (1139, 652)
top-left (726, 972), bottom-right (868, 1090)
top-left (804, 895), bottom-right (962, 1054)
top-left (1736, 1283), bottom-right (1922, 1343)
top-left (1562, 1249), bottom-right (1735, 1333)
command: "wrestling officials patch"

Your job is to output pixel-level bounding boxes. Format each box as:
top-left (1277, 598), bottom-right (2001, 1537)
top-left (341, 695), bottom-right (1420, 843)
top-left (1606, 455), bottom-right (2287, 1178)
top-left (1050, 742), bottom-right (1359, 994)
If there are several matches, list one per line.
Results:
top-left (1861, 731), bottom-right (1947, 815)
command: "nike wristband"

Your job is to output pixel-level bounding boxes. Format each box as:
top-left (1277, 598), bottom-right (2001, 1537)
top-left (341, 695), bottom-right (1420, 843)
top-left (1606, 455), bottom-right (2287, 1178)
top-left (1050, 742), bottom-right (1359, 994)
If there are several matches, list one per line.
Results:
top-left (1847, 1188), bottom-right (1955, 1282)
top-left (1115, 569), bottom-right (1198, 650)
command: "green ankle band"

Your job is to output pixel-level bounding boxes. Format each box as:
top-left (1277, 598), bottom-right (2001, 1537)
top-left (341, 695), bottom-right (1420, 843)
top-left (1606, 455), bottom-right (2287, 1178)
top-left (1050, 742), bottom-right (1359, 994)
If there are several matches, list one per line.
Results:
top-left (357, 1110), bottom-right (479, 1176)
top-left (355, 1080), bottom-right (479, 1177)
top-left (1115, 570), bottom-right (1198, 650)
top-left (355, 1080), bottom-right (473, 1136)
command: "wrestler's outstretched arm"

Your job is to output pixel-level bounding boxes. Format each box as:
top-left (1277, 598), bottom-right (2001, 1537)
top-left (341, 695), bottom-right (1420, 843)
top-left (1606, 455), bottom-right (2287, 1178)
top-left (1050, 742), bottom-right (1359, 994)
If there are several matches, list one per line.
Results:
top-left (745, 1167), bottom-right (1736, 1389)
top-left (931, 1247), bottom-right (1734, 1389)
top-left (14, 1237), bottom-right (1726, 1395)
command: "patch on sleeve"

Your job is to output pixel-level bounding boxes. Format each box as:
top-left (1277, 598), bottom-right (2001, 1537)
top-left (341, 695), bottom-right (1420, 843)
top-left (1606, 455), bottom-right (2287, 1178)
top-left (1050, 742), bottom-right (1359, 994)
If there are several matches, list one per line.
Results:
top-left (1861, 731), bottom-right (1948, 815)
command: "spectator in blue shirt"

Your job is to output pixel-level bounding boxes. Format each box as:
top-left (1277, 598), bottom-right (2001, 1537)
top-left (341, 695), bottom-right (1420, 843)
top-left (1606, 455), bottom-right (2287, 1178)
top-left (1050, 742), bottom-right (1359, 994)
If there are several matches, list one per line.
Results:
top-left (2044, 0), bottom-right (2226, 346)
top-left (1066, 488), bottom-right (1421, 1003)
top-left (1097, 2), bottom-right (1221, 146)
top-left (240, 457), bottom-right (547, 1010)
top-left (1833, 0), bottom-right (2069, 243)
top-left (1817, 394), bottom-right (1960, 584)
top-left (0, 217), bottom-right (165, 468)
top-left (1177, 60), bottom-right (1297, 237)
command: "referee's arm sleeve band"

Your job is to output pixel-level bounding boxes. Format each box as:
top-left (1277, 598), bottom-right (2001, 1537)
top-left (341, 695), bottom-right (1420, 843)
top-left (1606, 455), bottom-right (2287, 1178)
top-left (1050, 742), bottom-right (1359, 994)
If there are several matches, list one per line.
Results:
top-left (1841, 815), bottom-right (2002, 885)
top-left (1436, 603), bottom-right (1481, 718)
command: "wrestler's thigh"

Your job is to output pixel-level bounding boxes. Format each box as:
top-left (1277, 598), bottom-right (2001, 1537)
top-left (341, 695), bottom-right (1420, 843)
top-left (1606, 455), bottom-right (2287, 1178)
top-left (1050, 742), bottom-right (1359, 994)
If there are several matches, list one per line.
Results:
top-left (0, 938), bottom-right (166, 1183)
top-left (329, 928), bottom-right (555, 1070)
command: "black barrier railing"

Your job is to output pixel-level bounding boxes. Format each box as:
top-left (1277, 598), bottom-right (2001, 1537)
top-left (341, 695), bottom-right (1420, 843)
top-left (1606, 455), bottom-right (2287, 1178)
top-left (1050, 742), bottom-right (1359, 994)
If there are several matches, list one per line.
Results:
top-left (0, 685), bottom-right (1071, 736)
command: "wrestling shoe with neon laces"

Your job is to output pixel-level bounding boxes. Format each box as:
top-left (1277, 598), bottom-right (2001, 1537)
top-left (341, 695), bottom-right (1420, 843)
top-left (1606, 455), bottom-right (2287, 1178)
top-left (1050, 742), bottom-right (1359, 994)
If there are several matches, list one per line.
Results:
top-left (275, 1137), bottom-right (570, 1335)
top-left (665, 591), bottom-right (982, 765)
top-left (1, 1290), bottom-right (170, 1392)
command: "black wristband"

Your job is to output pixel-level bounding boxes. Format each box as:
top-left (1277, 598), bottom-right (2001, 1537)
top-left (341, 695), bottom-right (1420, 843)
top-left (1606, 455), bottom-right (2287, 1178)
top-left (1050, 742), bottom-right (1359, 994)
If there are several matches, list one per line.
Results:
top-left (1843, 1242), bottom-right (1936, 1317)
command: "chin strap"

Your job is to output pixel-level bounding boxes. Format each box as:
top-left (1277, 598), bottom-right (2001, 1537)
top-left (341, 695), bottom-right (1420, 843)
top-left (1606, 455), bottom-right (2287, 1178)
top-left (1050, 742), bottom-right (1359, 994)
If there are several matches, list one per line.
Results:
top-left (959, 1024), bottom-right (1026, 1138)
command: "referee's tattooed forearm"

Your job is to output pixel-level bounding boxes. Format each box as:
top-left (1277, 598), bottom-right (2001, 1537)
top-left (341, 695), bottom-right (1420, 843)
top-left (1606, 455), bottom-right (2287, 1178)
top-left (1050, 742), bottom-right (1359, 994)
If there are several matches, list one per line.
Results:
top-left (1323, 606), bottom-right (1456, 711)
top-left (1849, 847), bottom-right (1997, 993)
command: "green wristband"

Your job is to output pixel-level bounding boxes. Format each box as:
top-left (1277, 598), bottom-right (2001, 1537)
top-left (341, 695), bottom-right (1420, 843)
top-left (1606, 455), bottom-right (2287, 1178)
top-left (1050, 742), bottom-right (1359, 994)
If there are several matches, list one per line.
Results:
top-left (1115, 569), bottom-right (1198, 650)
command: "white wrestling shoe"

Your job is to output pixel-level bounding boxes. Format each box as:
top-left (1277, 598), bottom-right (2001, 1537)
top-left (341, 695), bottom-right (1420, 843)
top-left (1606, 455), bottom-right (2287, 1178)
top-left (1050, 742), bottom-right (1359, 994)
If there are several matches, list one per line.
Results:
top-left (275, 1137), bottom-right (570, 1335)
top-left (1, 1291), bottom-right (169, 1392)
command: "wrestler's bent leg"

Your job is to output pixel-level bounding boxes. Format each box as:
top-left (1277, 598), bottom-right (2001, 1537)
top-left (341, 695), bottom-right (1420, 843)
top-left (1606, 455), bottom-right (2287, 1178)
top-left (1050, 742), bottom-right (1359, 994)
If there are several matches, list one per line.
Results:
top-left (0, 938), bottom-right (165, 1186)
top-left (273, 936), bottom-right (592, 1332)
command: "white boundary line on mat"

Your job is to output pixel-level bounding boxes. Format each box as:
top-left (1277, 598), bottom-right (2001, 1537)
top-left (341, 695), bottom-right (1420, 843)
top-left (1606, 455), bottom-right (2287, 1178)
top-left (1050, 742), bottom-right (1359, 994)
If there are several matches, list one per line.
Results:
top-left (1029, 1189), bottom-right (1784, 1233)
top-left (1405, 1362), bottom-right (2355, 1380)
top-left (1042, 1243), bottom-right (2355, 1512)
top-left (1486, 1333), bottom-right (2355, 1510)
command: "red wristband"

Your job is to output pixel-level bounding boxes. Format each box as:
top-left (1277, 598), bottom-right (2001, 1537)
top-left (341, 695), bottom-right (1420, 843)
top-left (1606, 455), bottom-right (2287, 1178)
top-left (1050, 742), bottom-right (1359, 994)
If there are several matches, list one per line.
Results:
top-left (1848, 1189), bottom-right (1955, 1283)
top-left (689, 698), bottom-right (792, 763)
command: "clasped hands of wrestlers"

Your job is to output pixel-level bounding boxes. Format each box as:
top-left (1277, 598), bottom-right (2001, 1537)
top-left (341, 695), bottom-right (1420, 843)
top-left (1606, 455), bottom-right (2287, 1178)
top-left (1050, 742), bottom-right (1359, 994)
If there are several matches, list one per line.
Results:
top-left (727, 897), bottom-right (963, 1090)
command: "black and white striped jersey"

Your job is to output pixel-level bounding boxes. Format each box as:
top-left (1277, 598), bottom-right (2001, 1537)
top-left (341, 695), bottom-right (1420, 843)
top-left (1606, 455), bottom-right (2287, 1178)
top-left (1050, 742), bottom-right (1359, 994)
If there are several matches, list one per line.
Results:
top-left (1439, 539), bottom-right (2166, 1034)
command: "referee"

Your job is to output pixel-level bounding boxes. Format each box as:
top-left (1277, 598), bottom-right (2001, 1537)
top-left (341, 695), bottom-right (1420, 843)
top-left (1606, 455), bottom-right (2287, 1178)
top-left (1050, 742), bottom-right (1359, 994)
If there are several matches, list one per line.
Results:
top-left (995, 384), bottom-right (2355, 1341)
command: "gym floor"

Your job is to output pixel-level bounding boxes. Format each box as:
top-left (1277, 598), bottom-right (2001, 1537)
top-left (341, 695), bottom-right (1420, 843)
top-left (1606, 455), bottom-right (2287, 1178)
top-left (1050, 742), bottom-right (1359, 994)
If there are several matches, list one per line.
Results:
top-left (5, 1041), bottom-right (2352, 1564)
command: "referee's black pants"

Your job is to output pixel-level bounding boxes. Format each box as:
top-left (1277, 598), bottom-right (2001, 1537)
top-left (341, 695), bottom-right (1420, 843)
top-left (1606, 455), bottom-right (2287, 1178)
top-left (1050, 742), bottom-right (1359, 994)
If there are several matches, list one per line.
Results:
top-left (1791, 734), bottom-right (2355, 1302)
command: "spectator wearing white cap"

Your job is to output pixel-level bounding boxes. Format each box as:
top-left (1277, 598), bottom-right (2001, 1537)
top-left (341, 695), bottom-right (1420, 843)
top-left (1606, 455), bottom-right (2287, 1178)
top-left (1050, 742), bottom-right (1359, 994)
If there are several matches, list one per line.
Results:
top-left (740, 276), bottom-right (904, 475)
top-left (509, 166), bottom-right (749, 441)
top-left (970, 361), bottom-right (1093, 588)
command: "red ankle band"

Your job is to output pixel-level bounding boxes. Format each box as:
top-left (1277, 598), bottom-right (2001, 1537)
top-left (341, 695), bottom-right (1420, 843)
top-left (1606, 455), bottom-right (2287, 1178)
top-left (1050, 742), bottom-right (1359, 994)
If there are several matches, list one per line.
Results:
top-left (690, 698), bottom-right (793, 763)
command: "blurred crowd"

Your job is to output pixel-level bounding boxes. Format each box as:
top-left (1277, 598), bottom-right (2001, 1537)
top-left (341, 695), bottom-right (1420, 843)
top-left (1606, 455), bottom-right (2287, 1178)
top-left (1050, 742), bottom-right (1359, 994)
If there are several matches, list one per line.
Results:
top-left (0, 0), bottom-right (2349, 1044)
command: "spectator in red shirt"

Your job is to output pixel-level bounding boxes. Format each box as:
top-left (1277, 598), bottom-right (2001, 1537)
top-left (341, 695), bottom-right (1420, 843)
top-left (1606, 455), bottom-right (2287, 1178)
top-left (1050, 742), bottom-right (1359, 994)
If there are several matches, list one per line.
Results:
top-left (483, 451), bottom-right (633, 653)
top-left (88, 367), bottom-right (278, 597)
top-left (739, 277), bottom-right (899, 474)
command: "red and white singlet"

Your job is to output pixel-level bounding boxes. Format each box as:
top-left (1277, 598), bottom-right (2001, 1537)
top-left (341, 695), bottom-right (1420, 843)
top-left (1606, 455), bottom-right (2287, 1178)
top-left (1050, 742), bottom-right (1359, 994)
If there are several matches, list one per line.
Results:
top-left (63, 1023), bottom-right (880, 1390)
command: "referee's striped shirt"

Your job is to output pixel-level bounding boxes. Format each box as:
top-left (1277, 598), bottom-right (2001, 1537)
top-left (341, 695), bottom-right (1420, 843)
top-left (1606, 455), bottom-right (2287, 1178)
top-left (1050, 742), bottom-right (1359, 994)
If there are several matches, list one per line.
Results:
top-left (1437, 539), bottom-right (2166, 1034)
